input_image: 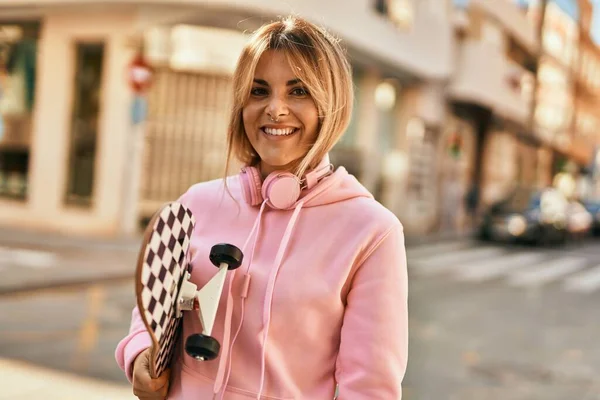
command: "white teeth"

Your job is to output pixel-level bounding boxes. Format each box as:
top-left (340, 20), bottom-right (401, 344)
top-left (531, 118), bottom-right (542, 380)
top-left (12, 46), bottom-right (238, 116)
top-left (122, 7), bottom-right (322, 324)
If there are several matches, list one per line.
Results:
top-left (264, 127), bottom-right (296, 136)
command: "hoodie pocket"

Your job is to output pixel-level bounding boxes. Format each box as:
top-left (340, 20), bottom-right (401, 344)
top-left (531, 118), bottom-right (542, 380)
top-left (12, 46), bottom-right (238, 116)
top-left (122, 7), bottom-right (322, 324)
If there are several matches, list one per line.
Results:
top-left (180, 362), bottom-right (294, 400)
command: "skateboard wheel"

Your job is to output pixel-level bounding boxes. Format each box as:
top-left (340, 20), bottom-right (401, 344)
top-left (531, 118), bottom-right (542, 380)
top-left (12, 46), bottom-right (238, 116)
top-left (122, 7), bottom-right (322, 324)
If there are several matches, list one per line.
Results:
top-left (209, 244), bottom-right (243, 270)
top-left (185, 334), bottom-right (221, 361)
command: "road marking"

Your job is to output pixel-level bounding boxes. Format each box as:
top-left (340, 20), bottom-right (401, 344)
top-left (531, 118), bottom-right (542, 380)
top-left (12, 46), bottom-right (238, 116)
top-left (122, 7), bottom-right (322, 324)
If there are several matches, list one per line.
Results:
top-left (0, 246), bottom-right (57, 269)
top-left (508, 257), bottom-right (588, 287)
top-left (71, 284), bottom-right (106, 371)
top-left (411, 247), bottom-right (506, 275)
top-left (456, 252), bottom-right (546, 282)
top-left (563, 264), bottom-right (600, 293)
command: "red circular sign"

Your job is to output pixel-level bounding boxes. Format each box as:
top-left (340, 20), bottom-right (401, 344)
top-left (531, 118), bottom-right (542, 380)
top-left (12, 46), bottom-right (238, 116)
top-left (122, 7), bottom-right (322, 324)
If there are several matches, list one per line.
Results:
top-left (129, 53), bottom-right (153, 94)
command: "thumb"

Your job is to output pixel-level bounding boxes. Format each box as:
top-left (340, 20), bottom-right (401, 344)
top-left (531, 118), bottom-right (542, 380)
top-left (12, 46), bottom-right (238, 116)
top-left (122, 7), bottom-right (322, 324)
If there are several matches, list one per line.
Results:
top-left (149, 368), bottom-right (171, 392)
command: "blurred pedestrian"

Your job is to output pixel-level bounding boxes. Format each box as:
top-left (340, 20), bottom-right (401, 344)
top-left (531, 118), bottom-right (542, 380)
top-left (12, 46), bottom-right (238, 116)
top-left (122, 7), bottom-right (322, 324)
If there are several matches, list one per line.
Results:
top-left (465, 183), bottom-right (480, 229)
top-left (115, 16), bottom-right (408, 400)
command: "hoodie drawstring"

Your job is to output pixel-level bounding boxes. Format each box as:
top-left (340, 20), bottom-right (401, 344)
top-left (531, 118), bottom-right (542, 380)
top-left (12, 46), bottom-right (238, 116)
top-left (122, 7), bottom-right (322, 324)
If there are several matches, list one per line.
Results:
top-left (213, 201), bottom-right (267, 397)
top-left (256, 201), bottom-right (304, 399)
top-left (212, 200), bottom-right (305, 399)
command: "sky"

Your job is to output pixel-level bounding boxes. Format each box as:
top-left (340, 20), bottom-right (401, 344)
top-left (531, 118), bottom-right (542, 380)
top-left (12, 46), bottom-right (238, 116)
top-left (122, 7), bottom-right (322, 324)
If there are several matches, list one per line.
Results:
top-left (593, 0), bottom-right (600, 44)
top-left (451, 0), bottom-right (600, 43)
top-left (453, 0), bottom-right (600, 44)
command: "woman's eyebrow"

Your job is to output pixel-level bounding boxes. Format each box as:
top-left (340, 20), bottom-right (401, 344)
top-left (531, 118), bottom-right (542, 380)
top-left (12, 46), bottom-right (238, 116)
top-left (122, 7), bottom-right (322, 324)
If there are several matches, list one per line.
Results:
top-left (252, 78), bottom-right (302, 86)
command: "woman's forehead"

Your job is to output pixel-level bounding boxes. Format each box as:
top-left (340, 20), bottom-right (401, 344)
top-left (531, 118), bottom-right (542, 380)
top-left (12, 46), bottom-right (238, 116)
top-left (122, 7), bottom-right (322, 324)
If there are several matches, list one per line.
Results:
top-left (254, 50), bottom-right (300, 80)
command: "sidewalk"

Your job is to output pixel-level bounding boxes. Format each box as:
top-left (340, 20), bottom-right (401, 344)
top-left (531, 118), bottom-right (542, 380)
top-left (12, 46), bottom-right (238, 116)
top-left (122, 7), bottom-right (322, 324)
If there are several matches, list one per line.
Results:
top-left (2, 358), bottom-right (136, 400)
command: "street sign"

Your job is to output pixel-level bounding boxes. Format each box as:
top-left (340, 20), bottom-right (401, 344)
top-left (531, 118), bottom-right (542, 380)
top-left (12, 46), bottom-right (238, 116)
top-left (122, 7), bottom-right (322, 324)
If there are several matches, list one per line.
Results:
top-left (128, 53), bottom-right (153, 94)
top-left (131, 95), bottom-right (148, 126)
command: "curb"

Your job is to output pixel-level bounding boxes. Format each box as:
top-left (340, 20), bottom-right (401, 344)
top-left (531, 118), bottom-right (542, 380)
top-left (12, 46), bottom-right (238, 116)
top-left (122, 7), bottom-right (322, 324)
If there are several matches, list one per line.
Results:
top-left (405, 230), bottom-right (475, 247)
top-left (0, 272), bottom-right (134, 297)
top-left (0, 228), bottom-right (142, 253)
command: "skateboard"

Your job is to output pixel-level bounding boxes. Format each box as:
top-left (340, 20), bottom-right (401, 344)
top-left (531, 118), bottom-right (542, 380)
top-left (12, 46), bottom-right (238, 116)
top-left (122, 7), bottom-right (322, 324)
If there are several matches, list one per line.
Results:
top-left (135, 201), bottom-right (243, 379)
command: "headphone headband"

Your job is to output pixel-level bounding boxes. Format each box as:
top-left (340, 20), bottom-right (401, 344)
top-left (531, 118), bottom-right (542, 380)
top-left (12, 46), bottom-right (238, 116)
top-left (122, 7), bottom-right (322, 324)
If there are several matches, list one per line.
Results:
top-left (240, 155), bottom-right (333, 209)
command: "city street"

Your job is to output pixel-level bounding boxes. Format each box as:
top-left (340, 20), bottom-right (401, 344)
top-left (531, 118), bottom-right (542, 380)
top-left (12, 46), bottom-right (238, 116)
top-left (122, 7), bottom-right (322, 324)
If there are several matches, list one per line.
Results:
top-left (1, 237), bottom-right (600, 399)
top-left (404, 238), bottom-right (600, 400)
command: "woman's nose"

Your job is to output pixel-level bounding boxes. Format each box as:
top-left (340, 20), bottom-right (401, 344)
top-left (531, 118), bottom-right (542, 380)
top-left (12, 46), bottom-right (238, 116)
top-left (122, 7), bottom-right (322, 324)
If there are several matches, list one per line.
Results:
top-left (266, 96), bottom-right (289, 119)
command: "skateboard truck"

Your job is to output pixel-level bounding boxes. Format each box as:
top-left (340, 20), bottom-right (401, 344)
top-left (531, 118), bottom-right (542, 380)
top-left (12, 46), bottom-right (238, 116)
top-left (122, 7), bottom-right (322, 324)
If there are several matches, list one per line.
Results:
top-left (175, 243), bottom-right (243, 361)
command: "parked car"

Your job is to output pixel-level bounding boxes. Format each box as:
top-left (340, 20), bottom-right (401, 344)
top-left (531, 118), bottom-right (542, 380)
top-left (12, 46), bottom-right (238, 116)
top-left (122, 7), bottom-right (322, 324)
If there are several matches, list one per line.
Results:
top-left (565, 200), bottom-right (594, 240)
top-left (478, 187), bottom-right (568, 245)
top-left (582, 199), bottom-right (600, 236)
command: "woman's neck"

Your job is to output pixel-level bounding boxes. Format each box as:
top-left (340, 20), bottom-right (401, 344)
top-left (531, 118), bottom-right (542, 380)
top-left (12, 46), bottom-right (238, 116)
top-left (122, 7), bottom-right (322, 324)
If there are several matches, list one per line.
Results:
top-left (259, 160), bottom-right (301, 180)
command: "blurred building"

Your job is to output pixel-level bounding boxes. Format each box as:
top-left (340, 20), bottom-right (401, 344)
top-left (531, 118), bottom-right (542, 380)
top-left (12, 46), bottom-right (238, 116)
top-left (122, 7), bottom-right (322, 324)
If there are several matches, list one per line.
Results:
top-left (438, 0), bottom-right (600, 235)
top-left (443, 0), bottom-right (540, 234)
top-left (0, 0), bottom-right (598, 239)
top-left (574, 0), bottom-right (600, 199)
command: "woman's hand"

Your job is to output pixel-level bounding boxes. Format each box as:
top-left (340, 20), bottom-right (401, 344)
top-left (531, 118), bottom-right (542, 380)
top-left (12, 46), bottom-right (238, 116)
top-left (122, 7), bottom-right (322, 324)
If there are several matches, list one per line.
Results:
top-left (132, 348), bottom-right (171, 400)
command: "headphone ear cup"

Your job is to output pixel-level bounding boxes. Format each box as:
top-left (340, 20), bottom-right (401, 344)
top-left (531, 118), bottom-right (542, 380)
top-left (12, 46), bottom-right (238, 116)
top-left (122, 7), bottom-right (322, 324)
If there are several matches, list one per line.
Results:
top-left (240, 167), bottom-right (263, 206)
top-left (262, 173), bottom-right (301, 210)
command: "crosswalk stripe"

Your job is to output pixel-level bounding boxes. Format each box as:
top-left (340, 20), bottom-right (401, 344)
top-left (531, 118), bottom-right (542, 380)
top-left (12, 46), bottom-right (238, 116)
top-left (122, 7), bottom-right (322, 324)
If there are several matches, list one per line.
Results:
top-left (507, 257), bottom-right (588, 287)
top-left (410, 247), bottom-right (506, 275)
top-left (456, 252), bottom-right (546, 282)
top-left (0, 246), bottom-right (57, 269)
top-left (407, 241), bottom-right (469, 259)
top-left (563, 264), bottom-right (600, 293)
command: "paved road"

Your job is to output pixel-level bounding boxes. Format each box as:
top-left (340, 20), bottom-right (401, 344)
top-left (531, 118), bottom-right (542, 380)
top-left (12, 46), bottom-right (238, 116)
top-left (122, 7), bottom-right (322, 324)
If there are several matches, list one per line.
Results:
top-left (404, 238), bottom-right (600, 400)
top-left (0, 242), bottom-right (137, 295)
top-left (1, 238), bottom-right (599, 399)
top-left (407, 238), bottom-right (600, 294)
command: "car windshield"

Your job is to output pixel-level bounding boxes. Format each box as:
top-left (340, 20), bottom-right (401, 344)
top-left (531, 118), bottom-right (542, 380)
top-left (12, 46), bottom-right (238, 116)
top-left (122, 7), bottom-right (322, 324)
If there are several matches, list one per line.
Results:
top-left (503, 188), bottom-right (537, 210)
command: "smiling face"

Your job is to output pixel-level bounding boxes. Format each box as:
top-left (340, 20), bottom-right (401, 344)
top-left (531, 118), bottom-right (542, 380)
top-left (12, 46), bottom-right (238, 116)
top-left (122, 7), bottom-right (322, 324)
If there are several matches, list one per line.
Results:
top-left (242, 50), bottom-right (319, 178)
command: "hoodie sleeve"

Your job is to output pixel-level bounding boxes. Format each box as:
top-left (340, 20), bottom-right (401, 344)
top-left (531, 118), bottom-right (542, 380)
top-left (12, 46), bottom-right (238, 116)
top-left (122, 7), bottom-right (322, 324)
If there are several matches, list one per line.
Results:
top-left (115, 307), bottom-right (153, 382)
top-left (335, 222), bottom-right (408, 399)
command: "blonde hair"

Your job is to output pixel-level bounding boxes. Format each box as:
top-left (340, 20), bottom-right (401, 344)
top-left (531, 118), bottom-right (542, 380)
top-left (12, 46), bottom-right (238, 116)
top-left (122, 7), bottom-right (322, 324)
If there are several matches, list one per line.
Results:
top-left (224, 15), bottom-right (354, 180)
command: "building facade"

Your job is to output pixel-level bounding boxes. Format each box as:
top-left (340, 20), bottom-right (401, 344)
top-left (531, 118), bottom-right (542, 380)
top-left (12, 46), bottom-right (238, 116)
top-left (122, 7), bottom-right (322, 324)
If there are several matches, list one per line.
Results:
top-left (573, 0), bottom-right (600, 199)
top-left (443, 0), bottom-right (540, 234)
top-left (440, 0), bottom-right (600, 235)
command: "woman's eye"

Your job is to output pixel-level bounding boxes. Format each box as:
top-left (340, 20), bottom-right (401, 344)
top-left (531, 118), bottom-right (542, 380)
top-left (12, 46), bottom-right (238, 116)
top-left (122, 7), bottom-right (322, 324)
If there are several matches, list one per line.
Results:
top-left (291, 87), bottom-right (308, 96)
top-left (250, 87), bottom-right (268, 96)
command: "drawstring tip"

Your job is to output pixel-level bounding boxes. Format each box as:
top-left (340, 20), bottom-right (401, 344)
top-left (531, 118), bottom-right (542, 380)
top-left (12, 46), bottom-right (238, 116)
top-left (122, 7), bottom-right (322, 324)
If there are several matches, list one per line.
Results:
top-left (241, 274), bottom-right (251, 298)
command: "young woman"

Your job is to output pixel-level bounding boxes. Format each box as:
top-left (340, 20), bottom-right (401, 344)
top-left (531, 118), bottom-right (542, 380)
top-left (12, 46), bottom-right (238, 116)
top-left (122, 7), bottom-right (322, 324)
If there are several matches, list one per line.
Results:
top-left (116, 16), bottom-right (408, 400)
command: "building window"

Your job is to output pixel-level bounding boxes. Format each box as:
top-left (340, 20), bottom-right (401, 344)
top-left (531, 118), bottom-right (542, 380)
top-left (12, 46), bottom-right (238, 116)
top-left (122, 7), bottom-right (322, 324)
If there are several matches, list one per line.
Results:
top-left (406, 119), bottom-right (437, 213)
top-left (481, 20), bottom-right (505, 49)
top-left (337, 68), bottom-right (362, 148)
top-left (542, 2), bottom-right (579, 68)
top-left (65, 43), bottom-right (104, 206)
top-left (535, 58), bottom-right (573, 139)
top-left (374, 0), bottom-right (415, 29)
top-left (375, 80), bottom-right (399, 155)
top-left (0, 22), bottom-right (39, 200)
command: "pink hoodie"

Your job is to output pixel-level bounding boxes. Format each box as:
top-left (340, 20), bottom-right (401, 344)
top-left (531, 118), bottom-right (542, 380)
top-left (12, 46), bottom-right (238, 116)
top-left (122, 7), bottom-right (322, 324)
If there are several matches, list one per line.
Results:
top-left (115, 164), bottom-right (408, 399)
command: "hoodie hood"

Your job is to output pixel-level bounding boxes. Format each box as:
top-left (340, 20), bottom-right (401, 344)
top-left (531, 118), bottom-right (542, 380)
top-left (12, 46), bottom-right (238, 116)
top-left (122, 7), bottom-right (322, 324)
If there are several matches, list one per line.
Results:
top-left (299, 166), bottom-right (373, 207)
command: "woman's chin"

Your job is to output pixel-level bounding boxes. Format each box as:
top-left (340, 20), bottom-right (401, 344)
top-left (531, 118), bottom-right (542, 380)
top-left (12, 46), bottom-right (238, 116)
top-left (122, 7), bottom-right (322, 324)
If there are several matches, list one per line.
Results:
top-left (258, 157), bottom-right (302, 174)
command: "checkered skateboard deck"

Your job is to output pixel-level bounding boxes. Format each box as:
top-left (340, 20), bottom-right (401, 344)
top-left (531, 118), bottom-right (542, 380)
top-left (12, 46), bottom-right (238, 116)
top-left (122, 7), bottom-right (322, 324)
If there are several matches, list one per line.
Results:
top-left (135, 201), bottom-right (195, 379)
